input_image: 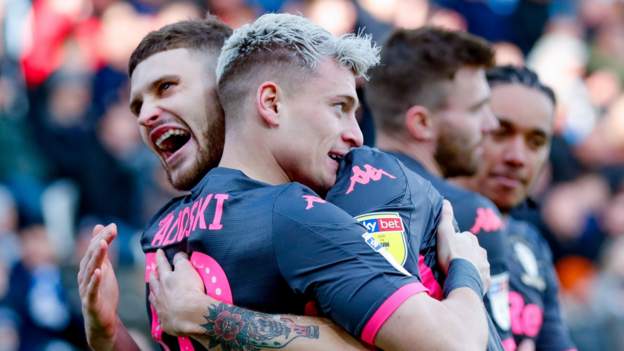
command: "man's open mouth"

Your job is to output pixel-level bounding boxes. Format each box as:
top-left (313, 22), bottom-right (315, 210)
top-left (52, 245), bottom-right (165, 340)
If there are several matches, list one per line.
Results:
top-left (328, 151), bottom-right (344, 162)
top-left (150, 126), bottom-right (191, 160)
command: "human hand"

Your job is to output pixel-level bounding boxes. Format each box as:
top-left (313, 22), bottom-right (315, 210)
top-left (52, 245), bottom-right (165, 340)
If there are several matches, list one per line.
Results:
top-left (148, 250), bottom-right (209, 336)
top-left (436, 200), bottom-right (491, 291)
top-left (77, 223), bottom-right (119, 351)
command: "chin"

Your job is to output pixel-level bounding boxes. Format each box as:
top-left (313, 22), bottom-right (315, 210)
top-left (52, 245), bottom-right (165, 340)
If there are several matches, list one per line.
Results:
top-left (170, 168), bottom-right (201, 191)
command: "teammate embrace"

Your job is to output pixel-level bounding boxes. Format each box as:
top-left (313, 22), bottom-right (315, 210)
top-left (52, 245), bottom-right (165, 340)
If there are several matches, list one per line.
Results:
top-left (78, 12), bottom-right (575, 351)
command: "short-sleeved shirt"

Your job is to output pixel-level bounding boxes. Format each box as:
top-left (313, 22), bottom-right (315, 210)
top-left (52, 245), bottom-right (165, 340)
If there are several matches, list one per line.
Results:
top-left (506, 217), bottom-right (577, 351)
top-left (140, 167), bottom-right (427, 350)
top-left (386, 151), bottom-right (513, 348)
top-left (328, 147), bottom-right (504, 351)
top-left (326, 147), bottom-right (445, 297)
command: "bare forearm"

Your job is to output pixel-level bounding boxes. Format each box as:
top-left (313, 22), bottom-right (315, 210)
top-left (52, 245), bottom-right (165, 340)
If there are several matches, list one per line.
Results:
top-left (376, 289), bottom-right (487, 351)
top-left (440, 288), bottom-right (488, 349)
top-left (182, 298), bottom-right (365, 350)
top-left (87, 317), bottom-right (140, 351)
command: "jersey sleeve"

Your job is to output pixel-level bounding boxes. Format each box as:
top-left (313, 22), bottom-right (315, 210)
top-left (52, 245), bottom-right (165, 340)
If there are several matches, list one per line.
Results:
top-left (326, 146), bottom-right (407, 215)
top-left (535, 235), bottom-right (577, 351)
top-left (272, 184), bottom-right (427, 344)
top-left (326, 146), bottom-right (445, 297)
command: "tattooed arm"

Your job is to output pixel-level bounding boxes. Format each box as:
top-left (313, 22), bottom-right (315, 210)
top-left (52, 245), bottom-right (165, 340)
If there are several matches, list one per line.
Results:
top-left (194, 303), bottom-right (360, 350)
top-left (148, 250), bottom-right (364, 350)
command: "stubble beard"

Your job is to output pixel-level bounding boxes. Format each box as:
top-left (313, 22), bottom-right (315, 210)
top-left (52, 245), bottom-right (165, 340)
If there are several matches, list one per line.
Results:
top-left (434, 129), bottom-right (479, 179)
top-left (168, 115), bottom-right (225, 191)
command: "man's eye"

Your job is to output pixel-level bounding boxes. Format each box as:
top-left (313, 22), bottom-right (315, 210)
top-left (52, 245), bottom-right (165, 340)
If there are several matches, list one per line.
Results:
top-left (527, 135), bottom-right (546, 150)
top-left (159, 82), bottom-right (173, 93)
top-left (491, 128), bottom-right (508, 138)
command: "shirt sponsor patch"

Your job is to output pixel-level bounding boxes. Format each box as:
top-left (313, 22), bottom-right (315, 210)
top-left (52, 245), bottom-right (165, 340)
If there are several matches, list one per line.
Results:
top-left (357, 212), bottom-right (408, 266)
top-left (362, 231), bottom-right (411, 277)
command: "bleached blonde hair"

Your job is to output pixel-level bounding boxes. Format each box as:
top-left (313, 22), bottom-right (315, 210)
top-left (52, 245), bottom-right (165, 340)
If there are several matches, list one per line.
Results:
top-left (216, 13), bottom-right (380, 83)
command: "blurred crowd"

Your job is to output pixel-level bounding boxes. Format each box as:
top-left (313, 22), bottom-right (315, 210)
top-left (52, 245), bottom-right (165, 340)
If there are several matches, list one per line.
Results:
top-left (1, 0), bottom-right (624, 350)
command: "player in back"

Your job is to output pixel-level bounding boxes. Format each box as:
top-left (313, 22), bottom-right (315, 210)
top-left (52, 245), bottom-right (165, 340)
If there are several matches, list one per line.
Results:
top-left (365, 26), bottom-right (514, 348)
top-left (455, 65), bottom-right (577, 351)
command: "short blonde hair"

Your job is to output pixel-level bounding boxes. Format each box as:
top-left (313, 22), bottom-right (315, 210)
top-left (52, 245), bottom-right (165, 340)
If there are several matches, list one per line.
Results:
top-left (216, 13), bottom-right (379, 82)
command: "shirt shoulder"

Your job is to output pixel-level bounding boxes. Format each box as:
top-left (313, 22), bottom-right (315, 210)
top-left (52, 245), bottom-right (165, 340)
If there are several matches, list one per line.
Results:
top-left (327, 146), bottom-right (409, 216)
top-left (272, 182), bottom-right (360, 229)
top-left (451, 189), bottom-right (505, 236)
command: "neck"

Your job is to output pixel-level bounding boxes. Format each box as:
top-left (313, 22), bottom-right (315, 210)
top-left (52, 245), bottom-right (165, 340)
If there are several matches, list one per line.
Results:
top-left (376, 132), bottom-right (443, 177)
top-left (219, 124), bottom-right (290, 185)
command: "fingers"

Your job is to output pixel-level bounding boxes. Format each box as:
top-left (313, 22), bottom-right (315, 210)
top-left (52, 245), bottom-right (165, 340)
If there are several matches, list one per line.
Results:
top-left (148, 271), bottom-right (160, 297)
top-left (442, 199), bottom-right (454, 218)
top-left (98, 223), bottom-right (118, 245)
top-left (86, 268), bottom-right (103, 308)
top-left (78, 240), bottom-right (107, 296)
top-left (155, 249), bottom-right (172, 279)
top-left (78, 223), bottom-right (118, 299)
top-left (92, 224), bottom-right (105, 237)
top-left (437, 200), bottom-right (458, 240)
top-left (80, 224), bottom-right (117, 271)
top-left (172, 252), bottom-right (188, 266)
top-left (89, 223), bottom-right (117, 243)
top-left (172, 252), bottom-right (195, 273)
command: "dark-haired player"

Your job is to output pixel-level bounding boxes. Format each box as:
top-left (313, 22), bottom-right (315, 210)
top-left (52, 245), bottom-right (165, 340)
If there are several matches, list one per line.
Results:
top-left (365, 26), bottom-right (514, 349)
top-left (455, 65), bottom-right (577, 351)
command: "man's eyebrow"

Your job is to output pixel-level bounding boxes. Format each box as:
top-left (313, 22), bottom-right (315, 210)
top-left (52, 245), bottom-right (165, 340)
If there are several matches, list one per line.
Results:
top-left (337, 94), bottom-right (359, 110)
top-left (149, 75), bottom-right (179, 91)
top-left (129, 75), bottom-right (179, 115)
top-left (470, 96), bottom-right (490, 111)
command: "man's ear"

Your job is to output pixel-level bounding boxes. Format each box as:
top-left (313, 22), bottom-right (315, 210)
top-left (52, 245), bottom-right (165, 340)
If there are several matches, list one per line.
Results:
top-left (405, 105), bottom-right (435, 141)
top-left (256, 81), bottom-right (281, 127)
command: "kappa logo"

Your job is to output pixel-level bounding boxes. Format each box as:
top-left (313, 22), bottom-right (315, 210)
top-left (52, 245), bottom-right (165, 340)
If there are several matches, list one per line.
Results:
top-left (302, 195), bottom-right (326, 210)
top-left (346, 164), bottom-right (396, 194)
top-left (470, 207), bottom-right (503, 234)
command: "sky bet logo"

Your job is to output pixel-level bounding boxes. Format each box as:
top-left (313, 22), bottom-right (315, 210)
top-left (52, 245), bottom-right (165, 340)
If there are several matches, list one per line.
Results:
top-left (361, 216), bottom-right (404, 233)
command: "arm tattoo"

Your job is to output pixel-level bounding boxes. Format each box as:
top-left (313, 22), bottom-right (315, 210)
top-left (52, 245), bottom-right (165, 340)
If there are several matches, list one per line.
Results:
top-left (201, 302), bottom-right (320, 350)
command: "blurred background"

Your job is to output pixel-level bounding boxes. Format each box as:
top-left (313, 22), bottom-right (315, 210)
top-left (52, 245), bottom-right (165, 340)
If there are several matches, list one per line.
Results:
top-left (1, 0), bottom-right (624, 350)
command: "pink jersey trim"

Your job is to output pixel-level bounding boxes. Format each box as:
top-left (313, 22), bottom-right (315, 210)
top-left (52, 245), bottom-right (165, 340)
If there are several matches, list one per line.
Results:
top-left (361, 282), bottom-right (427, 345)
top-left (418, 255), bottom-right (443, 300)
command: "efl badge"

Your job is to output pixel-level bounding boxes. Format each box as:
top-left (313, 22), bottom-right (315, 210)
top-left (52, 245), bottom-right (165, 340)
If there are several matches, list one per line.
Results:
top-left (488, 273), bottom-right (511, 331)
top-left (356, 212), bottom-right (408, 266)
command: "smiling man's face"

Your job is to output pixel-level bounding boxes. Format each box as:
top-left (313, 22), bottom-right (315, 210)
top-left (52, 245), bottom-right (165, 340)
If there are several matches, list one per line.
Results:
top-left (472, 83), bottom-right (554, 212)
top-left (129, 48), bottom-right (224, 190)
